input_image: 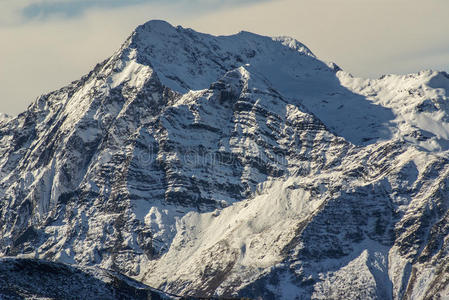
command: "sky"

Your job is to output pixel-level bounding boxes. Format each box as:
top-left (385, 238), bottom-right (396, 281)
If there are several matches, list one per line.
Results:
top-left (1, 0), bottom-right (449, 115)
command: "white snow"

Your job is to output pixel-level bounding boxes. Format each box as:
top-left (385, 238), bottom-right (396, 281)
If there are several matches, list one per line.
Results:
top-left (142, 178), bottom-right (323, 291)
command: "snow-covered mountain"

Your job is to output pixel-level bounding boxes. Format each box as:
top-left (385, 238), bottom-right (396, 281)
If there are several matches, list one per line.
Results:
top-left (1, 20), bottom-right (449, 299)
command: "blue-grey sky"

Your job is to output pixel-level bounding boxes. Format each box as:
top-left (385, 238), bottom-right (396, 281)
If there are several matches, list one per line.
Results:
top-left (20, 0), bottom-right (263, 19)
top-left (1, 0), bottom-right (449, 115)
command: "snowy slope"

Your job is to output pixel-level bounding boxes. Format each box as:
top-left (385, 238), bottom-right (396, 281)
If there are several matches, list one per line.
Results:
top-left (339, 70), bottom-right (449, 151)
top-left (0, 20), bottom-right (449, 299)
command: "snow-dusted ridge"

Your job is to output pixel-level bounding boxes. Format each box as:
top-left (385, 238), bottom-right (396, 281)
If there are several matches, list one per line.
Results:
top-left (1, 19), bottom-right (449, 299)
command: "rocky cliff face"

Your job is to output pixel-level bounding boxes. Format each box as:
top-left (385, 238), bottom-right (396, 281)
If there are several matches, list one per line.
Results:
top-left (1, 20), bottom-right (449, 299)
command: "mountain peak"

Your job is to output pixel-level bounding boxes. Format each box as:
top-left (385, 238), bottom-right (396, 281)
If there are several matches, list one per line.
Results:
top-left (121, 20), bottom-right (319, 96)
top-left (136, 19), bottom-right (177, 35)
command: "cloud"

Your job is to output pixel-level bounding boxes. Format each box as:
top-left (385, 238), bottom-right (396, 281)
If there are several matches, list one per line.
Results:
top-left (22, 0), bottom-right (160, 19)
top-left (20, 0), bottom-right (268, 20)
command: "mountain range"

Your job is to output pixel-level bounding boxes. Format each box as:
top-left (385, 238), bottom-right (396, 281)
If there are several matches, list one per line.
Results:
top-left (1, 20), bottom-right (449, 299)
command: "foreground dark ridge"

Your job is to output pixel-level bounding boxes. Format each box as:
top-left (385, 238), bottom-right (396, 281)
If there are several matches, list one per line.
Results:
top-left (0, 258), bottom-right (252, 300)
top-left (0, 257), bottom-right (172, 299)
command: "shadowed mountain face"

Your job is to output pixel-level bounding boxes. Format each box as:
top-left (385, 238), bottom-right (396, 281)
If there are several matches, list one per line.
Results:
top-left (1, 20), bottom-right (449, 299)
top-left (0, 258), bottom-right (173, 299)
